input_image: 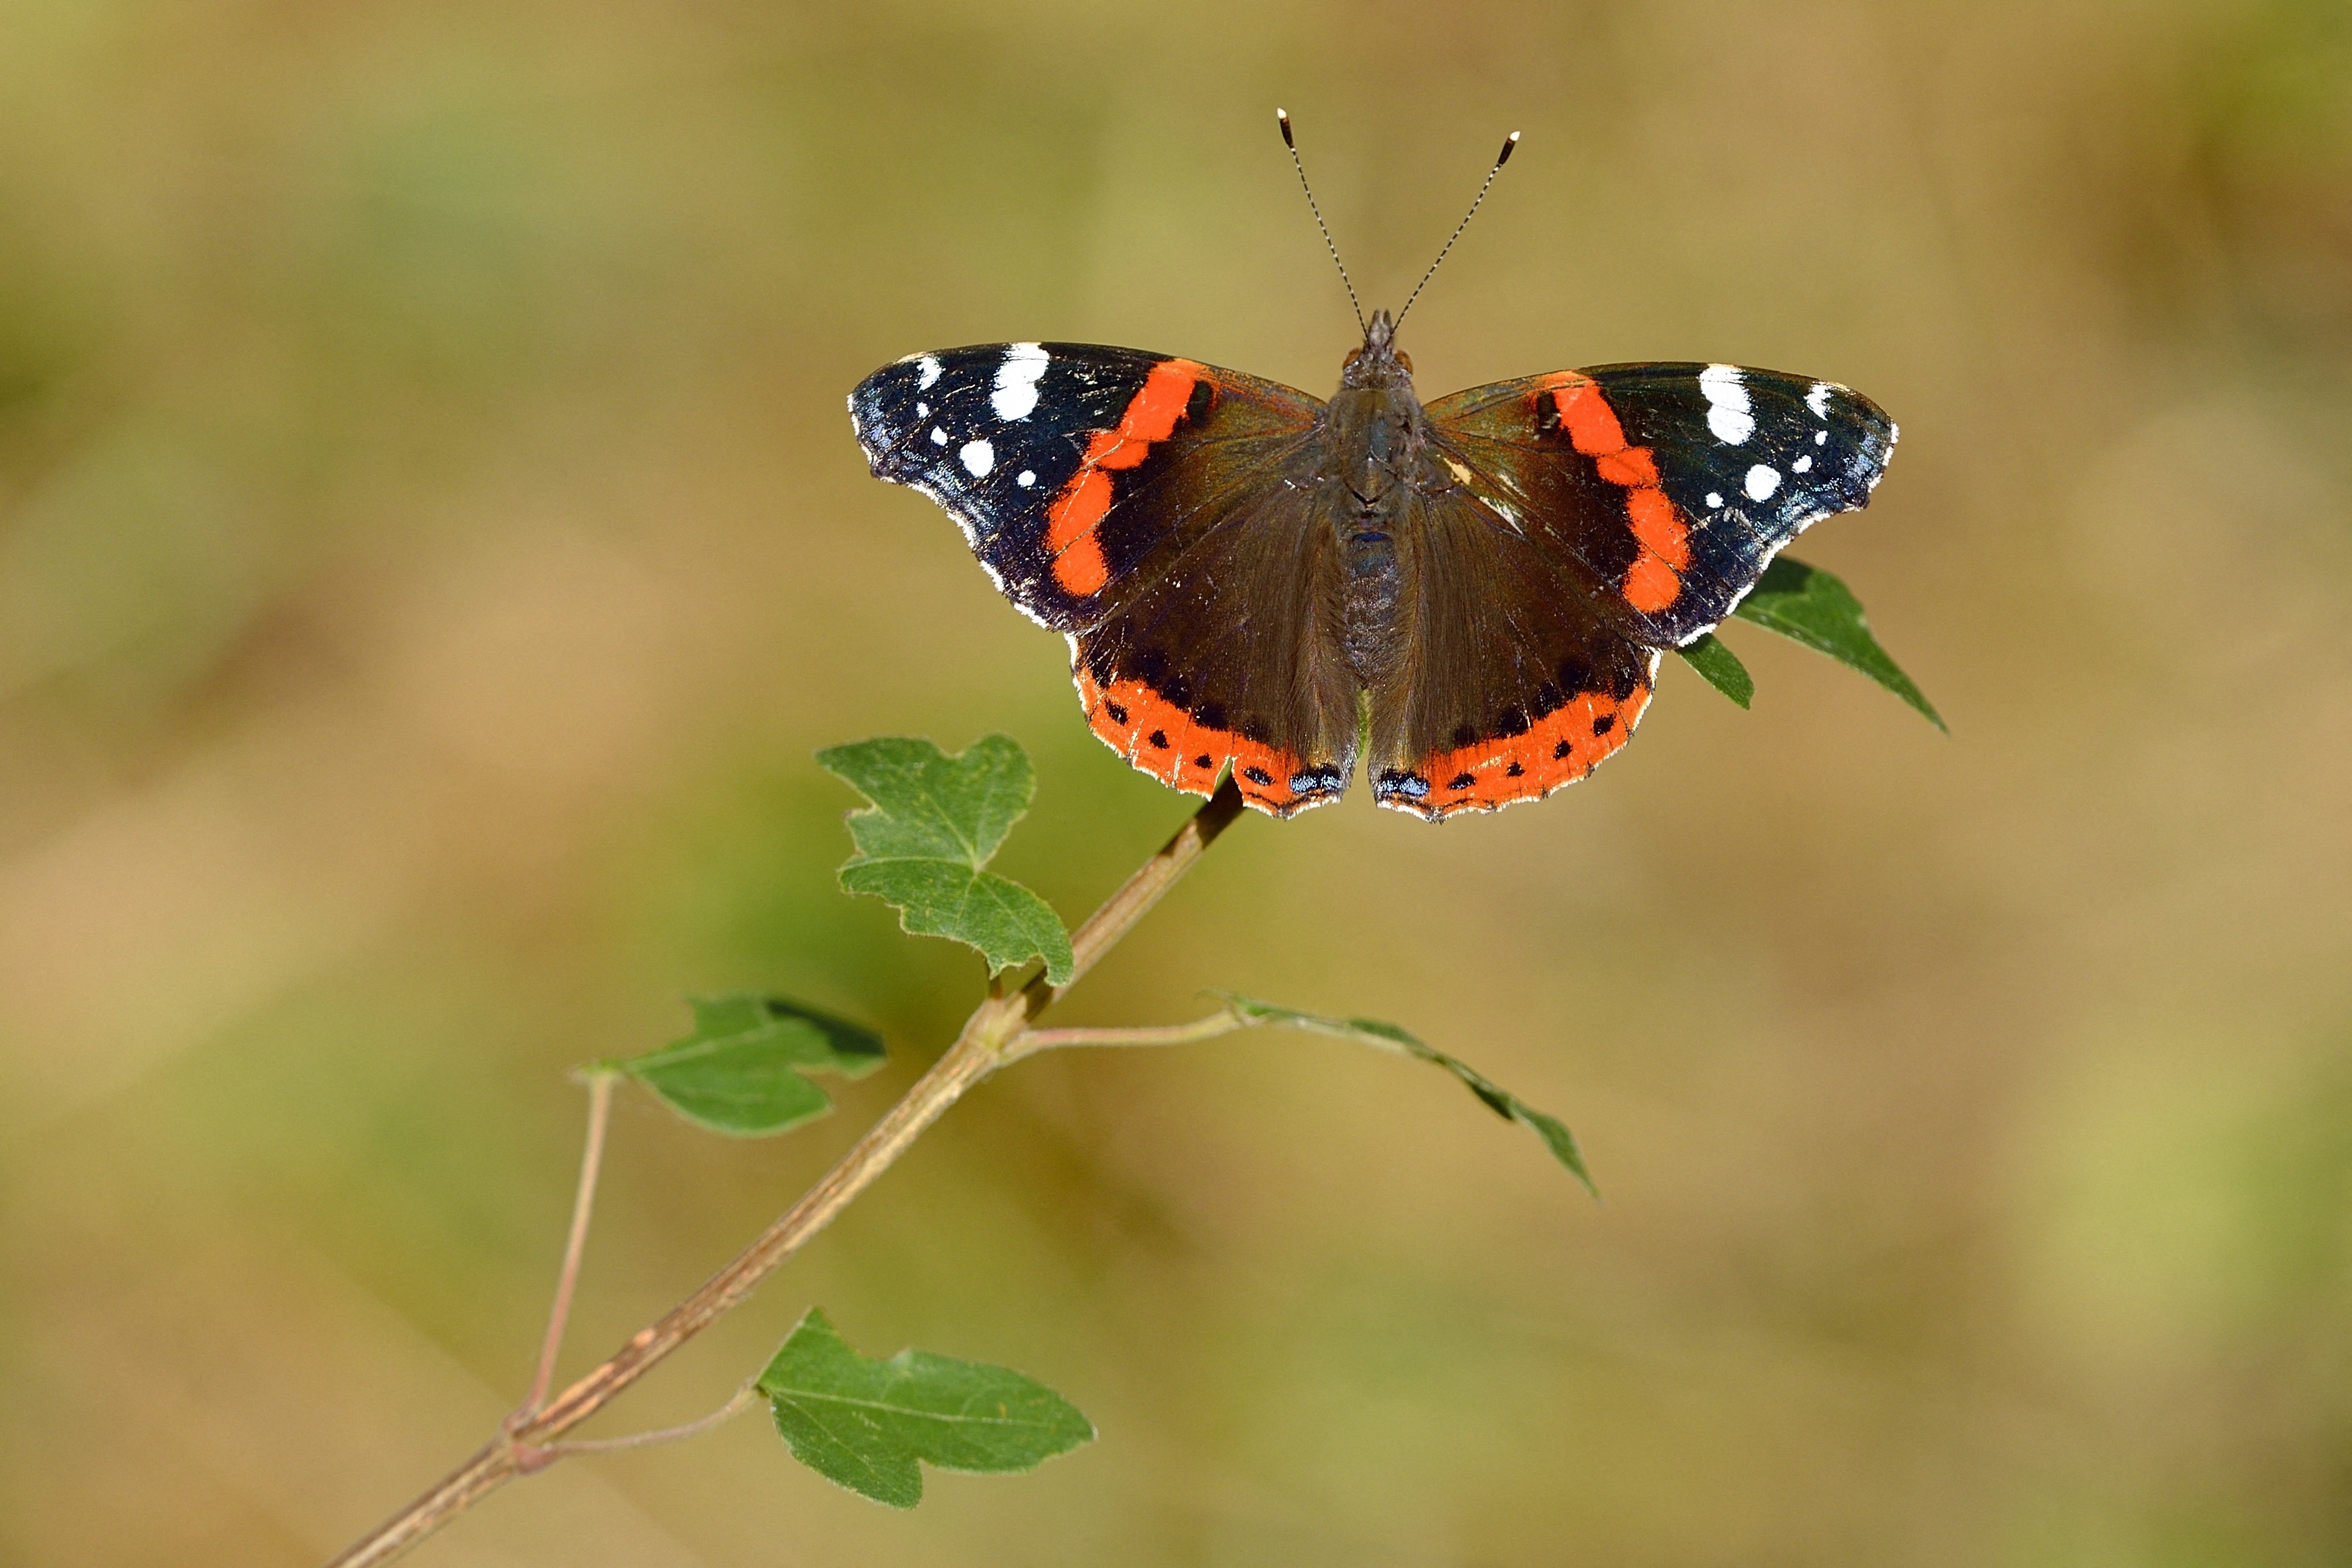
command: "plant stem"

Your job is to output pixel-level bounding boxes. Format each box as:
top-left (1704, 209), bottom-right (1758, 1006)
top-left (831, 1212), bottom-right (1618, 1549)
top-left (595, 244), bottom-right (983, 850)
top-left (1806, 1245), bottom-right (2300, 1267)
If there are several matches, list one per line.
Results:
top-left (1002, 1008), bottom-right (1247, 1063)
top-left (539, 1385), bottom-right (761, 1458)
top-left (517, 1071), bottom-right (616, 1417)
top-left (323, 777), bottom-right (1247, 1568)
top-left (1038, 779), bottom-right (1245, 1007)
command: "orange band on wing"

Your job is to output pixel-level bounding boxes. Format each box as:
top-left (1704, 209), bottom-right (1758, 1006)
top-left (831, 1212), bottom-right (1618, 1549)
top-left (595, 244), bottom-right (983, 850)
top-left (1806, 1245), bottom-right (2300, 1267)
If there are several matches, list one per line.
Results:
top-left (1045, 468), bottom-right (1114, 596)
top-left (1552, 377), bottom-right (1628, 456)
top-left (1045, 360), bottom-right (1203, 596)
top-left (1054, 533), bottom-right (1111, 597)
top-left (1546, 376), bottom-right (1689, 613)
top-left (1045, 469), bottom-right (1112, 554)
top-left (1595, 448), bottom-right (1659, 488)
top-left (1073, 661), bottom-right (1332, 817)
top-left (1626, 485), bottom-right (1689, 567)
top-left (1402, 682), bottom-right (1654, 818)
top-left (1084, 359), bottom-right (1197, 468)
top-left (1621, 555), bottom-right (1682, 614)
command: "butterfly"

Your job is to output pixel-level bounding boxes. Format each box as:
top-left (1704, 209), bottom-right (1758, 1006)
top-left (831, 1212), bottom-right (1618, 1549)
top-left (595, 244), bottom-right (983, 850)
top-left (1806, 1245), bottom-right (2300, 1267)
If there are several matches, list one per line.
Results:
top-left (847, 119), bottom-right (1897, 822)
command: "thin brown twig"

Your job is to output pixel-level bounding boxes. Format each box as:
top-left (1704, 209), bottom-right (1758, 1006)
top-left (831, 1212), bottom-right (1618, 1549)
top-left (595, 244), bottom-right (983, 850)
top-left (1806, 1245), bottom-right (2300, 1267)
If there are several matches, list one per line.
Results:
top-left (324, 776), bottom-right (1248, 1568)
top-left (517, 1071), bottom-right (616, 1418)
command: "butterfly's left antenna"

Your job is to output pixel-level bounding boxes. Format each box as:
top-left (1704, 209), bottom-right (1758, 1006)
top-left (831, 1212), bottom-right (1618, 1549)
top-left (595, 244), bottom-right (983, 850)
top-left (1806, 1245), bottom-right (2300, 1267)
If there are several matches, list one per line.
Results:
top-left (1277, 108), bottom-right (1367, 336)
top-left (1394, 130), bottom-right (1519, 330)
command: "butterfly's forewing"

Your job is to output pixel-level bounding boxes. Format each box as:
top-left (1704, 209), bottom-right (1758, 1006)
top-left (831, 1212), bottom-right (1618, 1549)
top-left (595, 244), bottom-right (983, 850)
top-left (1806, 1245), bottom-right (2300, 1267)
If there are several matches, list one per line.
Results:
top-left (849, 344), bottom-right (1353, 816)
top-left (854, 344), bottom-right (1315, 629)
top-left (1425, 362), bottom-right (1898, 649)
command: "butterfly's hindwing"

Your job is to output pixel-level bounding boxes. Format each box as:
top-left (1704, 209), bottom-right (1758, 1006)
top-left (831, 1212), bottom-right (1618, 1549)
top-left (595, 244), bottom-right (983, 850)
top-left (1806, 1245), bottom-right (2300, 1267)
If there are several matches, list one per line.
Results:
top-left (1075, 480), bottom-right (1360, 816)
top-left (1364, 482), bottom-right (1659, 820)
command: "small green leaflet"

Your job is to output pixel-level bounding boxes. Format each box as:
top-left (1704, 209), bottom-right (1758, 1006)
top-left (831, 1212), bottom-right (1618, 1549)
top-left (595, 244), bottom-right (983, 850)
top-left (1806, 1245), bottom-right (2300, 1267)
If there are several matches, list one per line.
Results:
top-left (1217, 994), bottom-right (1596, 1197)
top-left (1729, 557), bottom-right (1944, 729)
top-left (817, 736), bottom-right (1074, 985)
top-left (1675, 632), bottom-right (1754, 709)
top-left (759, 1309), bottom-right (1095, 1508)
top-left (615, 995), bottom-right (885, 1137)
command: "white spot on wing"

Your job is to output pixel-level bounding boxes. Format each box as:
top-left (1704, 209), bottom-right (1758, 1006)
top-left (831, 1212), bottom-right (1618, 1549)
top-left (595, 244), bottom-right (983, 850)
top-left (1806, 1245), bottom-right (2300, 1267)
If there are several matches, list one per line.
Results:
top-left (959, 439), bottom-right (994, 477)
top-left (1806, 381), bottom-right (1833, 419)
top-left (914, 401), bottom-right (928, 419)
top-left (991, 343), bottom-right (1050, 420)
top-left (930, 426), bottom-right (948, 445)
top-left (1815, 430), bottom-right (1828, 445)
top-left (1792, 454), bottom-right (1812, 473)
top-left (1744, 463), bottom-right (1781, 501)
top-left (1698, 364), bottom-right (1754, 444)
top-left (1016, 469), bottom-right (1035, 488)
top-left (1706, 491), bottom-right (1723, 508)
top-left (916, 355), bottom-right (943, 390)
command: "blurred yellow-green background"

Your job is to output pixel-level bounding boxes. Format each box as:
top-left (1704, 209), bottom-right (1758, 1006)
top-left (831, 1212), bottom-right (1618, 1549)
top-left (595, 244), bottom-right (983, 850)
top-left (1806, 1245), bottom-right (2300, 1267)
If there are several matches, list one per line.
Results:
top-left (4, 1), bottom-right (2350, 1563)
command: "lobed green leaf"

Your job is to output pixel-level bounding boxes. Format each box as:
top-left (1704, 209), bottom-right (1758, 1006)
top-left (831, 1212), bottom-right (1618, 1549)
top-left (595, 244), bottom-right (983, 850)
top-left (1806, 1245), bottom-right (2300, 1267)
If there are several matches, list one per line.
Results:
top-left (816, 736), bottom-right (1074, 985)
top-left (1676, 632), bottom-right (1754, 708)
top-left (616, 995), bottom-right (885, 1137)
top-left (758, 1309), bottom-right (1095, 1508)
top-left (1730, 557), bottom-right (1945, 730)
top-left (1216, 994), bottom-right (1596, 1197)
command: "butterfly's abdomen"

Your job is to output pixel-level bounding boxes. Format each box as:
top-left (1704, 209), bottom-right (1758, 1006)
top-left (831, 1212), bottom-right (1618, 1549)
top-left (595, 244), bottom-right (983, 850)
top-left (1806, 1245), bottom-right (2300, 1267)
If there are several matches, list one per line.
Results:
top-left (1338, 507), bottom-right (1403, 682)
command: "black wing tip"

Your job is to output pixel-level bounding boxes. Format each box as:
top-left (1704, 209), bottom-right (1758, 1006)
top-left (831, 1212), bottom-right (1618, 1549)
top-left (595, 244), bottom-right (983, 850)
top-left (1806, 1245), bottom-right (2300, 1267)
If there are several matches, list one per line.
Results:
top-left (847, 353), bottom-right (948, 472)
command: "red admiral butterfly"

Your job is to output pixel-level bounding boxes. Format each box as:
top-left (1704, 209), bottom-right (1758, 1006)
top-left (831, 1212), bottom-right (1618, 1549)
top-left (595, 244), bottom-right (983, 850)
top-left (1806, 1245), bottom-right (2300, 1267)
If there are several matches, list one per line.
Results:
top-left (850, 114), bottom-right (1897, 821)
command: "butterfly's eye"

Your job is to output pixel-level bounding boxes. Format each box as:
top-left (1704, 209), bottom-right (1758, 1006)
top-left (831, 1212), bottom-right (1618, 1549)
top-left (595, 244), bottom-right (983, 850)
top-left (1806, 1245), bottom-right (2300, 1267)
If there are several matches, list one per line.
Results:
top-left (1342, 347), bottom-right (1363, 370)
top-left (1394, 350), bottom-right (1413, 373)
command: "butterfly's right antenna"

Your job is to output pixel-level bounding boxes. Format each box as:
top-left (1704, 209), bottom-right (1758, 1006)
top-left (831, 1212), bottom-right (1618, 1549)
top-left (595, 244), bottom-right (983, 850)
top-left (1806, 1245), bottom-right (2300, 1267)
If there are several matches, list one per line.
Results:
top-left (1277, 108), bottom-right (1367, 336)
top-left (1394, 130), bottom-right (1518, 330)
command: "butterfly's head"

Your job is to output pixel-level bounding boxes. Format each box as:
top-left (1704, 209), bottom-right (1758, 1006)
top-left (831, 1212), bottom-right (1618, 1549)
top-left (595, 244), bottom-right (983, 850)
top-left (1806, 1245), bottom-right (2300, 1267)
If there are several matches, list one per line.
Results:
top-left (1341, 310), bottom-right (1414, 387)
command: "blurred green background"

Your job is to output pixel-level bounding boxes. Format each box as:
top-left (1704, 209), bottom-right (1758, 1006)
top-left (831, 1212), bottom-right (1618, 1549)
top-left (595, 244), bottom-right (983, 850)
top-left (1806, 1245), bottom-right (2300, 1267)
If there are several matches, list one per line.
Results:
top-left (3, 1), bottom-right (2350, 1563)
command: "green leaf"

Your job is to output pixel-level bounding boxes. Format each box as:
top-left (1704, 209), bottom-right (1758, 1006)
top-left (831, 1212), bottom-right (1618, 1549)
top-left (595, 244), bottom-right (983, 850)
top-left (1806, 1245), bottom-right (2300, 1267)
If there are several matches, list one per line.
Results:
top-left (1216, 994), bottom-right (1597, 1197)
top-left (616, 995), bottom-right (885, 1137)
top-left (1731, 557), bottom-right (1944, 730)
top-left (759, 1309), bottom-right (1095, 1508)
top-left (816, 736), bottom-right (1074, 986)
top-left (1676, 633), bottom-right (1754, 708)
